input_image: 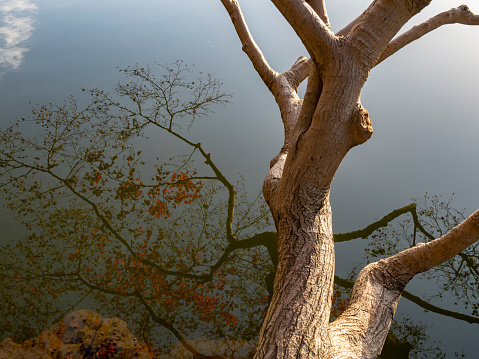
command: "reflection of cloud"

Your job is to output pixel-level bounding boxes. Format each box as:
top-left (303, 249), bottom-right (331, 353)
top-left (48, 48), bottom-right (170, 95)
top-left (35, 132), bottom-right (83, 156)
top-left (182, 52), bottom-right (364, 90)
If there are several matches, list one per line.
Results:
top-left (0, 0), bottom-right (37, 76)
top-left (0, 0), bottom-right (37, 12)
top-left (0, 45), bottom-right (28, 69)
top-left (0, 15), bottom-right (34, 46)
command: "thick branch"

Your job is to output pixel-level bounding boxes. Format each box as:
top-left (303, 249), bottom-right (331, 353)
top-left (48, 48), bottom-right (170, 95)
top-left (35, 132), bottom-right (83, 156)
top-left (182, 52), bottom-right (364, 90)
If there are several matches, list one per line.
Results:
top-left (219, 0), bottom-right (277, 90)
top-left (270, 15), bottom-right (365, 86)
top-left (330, 209), bottom-right (479, 358)
top-left (377, 5), bottom-right (479, 65)
top-left (270, 0), bottom-right (337, 61)
top-left (306, 0), bottom-right (331, 29)
top-left (278, 14), bottom-right (366, 84)
top-left (337, 14), bottom-right (362, 37)
top-left (284, 57), bottom-right (313, 91)
top-left (384, 209), bottom-right (479, 282)
top-left (291, 64), bottom-right (322, 143)
top-left (348, 0), bottom-right (432, 68)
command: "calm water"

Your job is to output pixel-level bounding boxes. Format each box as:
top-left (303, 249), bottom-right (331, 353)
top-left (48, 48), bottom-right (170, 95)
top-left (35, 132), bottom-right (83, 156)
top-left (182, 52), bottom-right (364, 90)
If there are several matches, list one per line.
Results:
top-left (1, 0), bottom-right (479, 356)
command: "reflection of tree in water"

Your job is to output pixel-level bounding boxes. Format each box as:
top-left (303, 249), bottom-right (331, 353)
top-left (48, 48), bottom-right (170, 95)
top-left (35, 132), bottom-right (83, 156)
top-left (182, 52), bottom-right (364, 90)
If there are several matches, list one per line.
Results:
top-left (0, 63), bottom-right (477, 358)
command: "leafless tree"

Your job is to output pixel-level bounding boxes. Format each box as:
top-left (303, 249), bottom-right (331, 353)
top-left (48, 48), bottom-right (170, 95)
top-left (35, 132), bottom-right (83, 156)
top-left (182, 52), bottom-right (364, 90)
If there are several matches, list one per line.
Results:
top-left (218, 1), bottom-right (479, 357)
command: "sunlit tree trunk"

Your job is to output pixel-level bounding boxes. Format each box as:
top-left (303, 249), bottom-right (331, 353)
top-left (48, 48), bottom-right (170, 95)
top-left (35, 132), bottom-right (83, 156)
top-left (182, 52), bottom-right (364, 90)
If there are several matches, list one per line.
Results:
top-left (258, 58), bottom-right (371, 357)
top-left (220, 0), bottom-right (479, 358)
top-left (257, 192), bottom-right (334, 357)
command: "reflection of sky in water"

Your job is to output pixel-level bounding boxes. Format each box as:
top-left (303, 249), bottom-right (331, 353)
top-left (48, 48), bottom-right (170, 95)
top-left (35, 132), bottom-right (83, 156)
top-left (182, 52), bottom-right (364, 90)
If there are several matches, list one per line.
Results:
top-left (0, 0), bottom-right (37, 75)
top-left (0, 1), bottom-right (476, 356)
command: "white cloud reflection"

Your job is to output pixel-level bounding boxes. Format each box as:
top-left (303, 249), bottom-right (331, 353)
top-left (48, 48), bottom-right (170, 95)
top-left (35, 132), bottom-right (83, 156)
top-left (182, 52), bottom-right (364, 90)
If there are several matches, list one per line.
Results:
top-left (0, 0), bottom-right (36, 12)
top-left (0, 0), bottom-right (37, 76)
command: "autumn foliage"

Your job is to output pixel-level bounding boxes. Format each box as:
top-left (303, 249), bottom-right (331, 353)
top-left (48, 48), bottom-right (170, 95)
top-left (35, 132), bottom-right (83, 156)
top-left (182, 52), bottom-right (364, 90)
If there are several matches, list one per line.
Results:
top-left (0, 62), bottom-right (272, 355)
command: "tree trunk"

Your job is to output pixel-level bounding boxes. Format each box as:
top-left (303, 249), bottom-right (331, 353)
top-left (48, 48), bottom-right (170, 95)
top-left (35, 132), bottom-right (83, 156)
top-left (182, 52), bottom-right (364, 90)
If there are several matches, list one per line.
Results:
top-left (219, 0), bottom-right (479, 357)
top-left (256, 190), bottom-right (334, 358)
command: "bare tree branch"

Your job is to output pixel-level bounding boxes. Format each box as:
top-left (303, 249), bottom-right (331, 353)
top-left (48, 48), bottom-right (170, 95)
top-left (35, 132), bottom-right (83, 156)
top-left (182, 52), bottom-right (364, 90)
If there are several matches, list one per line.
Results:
top-left (330, 209), bottom-right (479, 358)
top-left (389, 209), bottom-right (479, 281)
top-left (306, 0), bottom-right (331, 29)
top-left (283, 57), bottom-right (313, 92)
top-left (376, 5), bottom-right (479, 66)
top-left (270, 0), bottom-right (337, 61)
top-left (219, 0), bottom-right (278, 91)
top-left (219, 1), bottom-right (309, 170)
top-left (348, 0), bottom-right (432, 68)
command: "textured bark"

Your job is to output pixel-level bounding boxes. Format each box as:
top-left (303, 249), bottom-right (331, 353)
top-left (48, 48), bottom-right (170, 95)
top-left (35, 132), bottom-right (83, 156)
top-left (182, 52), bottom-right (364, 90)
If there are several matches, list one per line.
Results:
top-left (256, 190), bottom-right (334, 358)
top-left (219, 0), bottom-right (479, 358)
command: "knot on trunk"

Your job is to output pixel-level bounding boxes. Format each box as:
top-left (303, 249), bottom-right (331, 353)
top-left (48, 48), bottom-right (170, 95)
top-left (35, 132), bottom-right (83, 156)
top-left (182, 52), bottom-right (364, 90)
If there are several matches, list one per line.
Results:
top-left (350, 103), bottom-right (373, 147)
top-left (458, 4), bottom-right (472, 14)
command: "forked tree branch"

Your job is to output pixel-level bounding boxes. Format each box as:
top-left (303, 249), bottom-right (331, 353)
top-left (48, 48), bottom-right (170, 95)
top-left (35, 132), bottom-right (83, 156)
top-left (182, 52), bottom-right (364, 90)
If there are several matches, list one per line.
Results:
top-left (261, 3), bottom-right (476, 85)
top-left (348, 0), bottom-right (432, 69)
top-left (219, 0), bottom-right (309, 164)
top-left (376, 5), bottom-right (479, 66)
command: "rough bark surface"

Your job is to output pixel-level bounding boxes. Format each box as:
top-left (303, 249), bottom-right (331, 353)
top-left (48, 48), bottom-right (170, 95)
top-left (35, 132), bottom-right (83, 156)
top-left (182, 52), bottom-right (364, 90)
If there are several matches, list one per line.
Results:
top-left (256, 191), bottom-right (334, 358)
top-left (216, 0), bottom-right (479, 358)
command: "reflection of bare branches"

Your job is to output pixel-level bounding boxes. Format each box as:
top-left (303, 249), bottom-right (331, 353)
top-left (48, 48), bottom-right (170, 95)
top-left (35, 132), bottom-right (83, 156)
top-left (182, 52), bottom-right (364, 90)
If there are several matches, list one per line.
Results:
top-left (0, 63), bottom-right (271, 356)
top-left (77, 275), bottom-right (224, 358)
top-left (334, 203), bottom-right (429, 243)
